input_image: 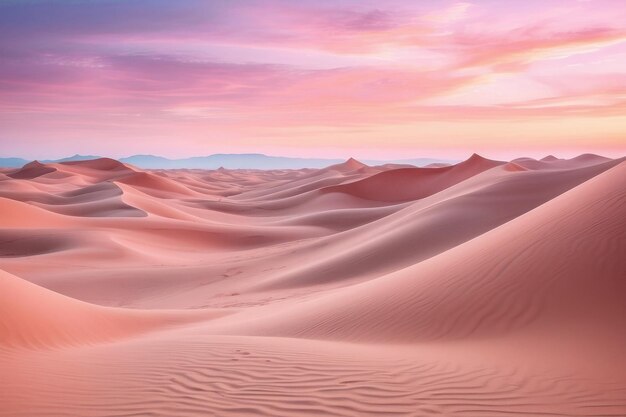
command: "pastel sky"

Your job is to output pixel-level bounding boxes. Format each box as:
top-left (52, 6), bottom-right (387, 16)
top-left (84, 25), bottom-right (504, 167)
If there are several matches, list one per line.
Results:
top-left (1, 0), bottom-right (625, 160)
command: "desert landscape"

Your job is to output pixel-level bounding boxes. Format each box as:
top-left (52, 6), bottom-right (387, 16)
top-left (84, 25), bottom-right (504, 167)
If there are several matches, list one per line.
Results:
top-left (1, 153), bottom-right (625, 416)
top-left (2, 0), bottom-right (626, 415)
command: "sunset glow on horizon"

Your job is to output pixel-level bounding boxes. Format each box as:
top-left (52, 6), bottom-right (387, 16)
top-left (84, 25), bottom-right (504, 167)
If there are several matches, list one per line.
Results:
top-left (1, 0), bottom-right (625, 160)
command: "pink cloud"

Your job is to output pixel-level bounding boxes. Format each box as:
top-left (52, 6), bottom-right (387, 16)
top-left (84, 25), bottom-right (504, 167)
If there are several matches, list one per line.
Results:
top-left (451, 27), bottom-right (626, 69)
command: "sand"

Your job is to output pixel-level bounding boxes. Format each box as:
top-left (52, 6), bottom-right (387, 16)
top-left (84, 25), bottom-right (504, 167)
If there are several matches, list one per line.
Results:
top-left (1, 154), bottom-right (625, 416)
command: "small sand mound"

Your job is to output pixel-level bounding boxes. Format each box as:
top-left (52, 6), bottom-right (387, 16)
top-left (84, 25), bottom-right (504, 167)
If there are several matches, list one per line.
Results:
top-left (8, 161), bottom-right (57, 180)
top-left (325, 157), bottom-right (368, 173)
top-left (541, 155), bottom-right (559, 161)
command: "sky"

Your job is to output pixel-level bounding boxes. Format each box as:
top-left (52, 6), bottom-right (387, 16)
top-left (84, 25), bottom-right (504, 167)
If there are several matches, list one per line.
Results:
top-left (1, 0), bottom-right (625, 160)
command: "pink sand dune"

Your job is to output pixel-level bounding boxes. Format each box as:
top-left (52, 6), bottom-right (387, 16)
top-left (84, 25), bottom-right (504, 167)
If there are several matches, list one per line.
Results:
top-left (321, 153), bottom-right (503, 202)
top-left (0, 269), bottom-right (226, 349)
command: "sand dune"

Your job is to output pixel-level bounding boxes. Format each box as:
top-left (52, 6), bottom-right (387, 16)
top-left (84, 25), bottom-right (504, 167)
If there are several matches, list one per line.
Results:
top-left (1, 154), bottom-right (625, 416)
top-left (245, 158), bottom-right (624, 290)
top-left (0, 197), bottom-right (68, 227)
top-left (321, 153), bottom-right (503, 202)
top-left (216, 160), bottom-right (625, 345)
top-left (7, 161), bottom-right (58, 180)
top-left (116, 171), bottom-right (199, 198)
top-left (0, 269), bottom-right (225, 349)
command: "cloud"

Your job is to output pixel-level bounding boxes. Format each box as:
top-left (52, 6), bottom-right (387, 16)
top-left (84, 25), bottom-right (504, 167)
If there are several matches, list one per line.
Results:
top-left (425, 2), bottom-right (473, 24)
top-left (0, 50), bottom-right (479, 114)
top-left (451, 27), bottom-right (626, 70)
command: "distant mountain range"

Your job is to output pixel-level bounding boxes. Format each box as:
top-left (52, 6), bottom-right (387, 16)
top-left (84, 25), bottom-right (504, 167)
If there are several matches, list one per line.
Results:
top-left (0, 153), bottom-right (456, 169)
top-left (0, 154), bottom-right (103, 167)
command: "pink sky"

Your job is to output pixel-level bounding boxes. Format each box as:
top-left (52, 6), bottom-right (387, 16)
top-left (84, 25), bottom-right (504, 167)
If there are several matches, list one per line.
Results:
top-left (1, 0), bottom-right (625, 160)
